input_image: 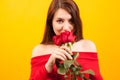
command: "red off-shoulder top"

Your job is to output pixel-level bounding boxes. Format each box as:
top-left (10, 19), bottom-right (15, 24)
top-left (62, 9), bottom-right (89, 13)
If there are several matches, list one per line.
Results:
top-left (29, 52), bottom-right (103, 80)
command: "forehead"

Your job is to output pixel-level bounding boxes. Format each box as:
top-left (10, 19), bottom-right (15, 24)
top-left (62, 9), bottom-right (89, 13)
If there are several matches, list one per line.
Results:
top-left (53, 8), bottom-right (72, 19)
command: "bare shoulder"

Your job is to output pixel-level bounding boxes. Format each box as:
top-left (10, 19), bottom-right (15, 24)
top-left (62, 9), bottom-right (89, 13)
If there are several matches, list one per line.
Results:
top-left (72, 39), bottom-right (97, 52)
top-left (32, 44), bottom-right (57, 58)
top-left (32, 44), bottom-right (46, 58)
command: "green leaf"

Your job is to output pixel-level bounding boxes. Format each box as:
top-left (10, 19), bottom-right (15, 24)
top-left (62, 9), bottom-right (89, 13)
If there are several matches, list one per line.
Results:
top-left (78, 73), bottom-right (84, 79)
top-left (75, 71), bottom-right (80, 75)
top-left (64, 60), bottom-right (74, 69)
top-left (57, 66), bottom-right (67, 75)
top-left (74, 61), bottom-right (81, 67)
top-left (64, 75), bottom-right (68, 78)
top-left (81, 69), bottom-right (95, 75)
top-left (72, 52), bottom-right (79, 60)
top-left (71, 66), bottom-right (77, 72)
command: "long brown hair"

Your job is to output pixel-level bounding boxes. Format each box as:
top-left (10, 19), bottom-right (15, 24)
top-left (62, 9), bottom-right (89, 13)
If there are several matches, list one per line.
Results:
top-left (41, 0), bottom-right (83, 44)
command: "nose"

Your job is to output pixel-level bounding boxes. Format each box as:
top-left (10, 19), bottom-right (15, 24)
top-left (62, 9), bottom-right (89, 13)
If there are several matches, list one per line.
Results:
top-left (62, 21), bottom-right (72, 32)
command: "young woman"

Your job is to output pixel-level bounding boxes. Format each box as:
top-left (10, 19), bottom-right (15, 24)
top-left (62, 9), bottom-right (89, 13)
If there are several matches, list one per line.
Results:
top-left (29, 0), bottom-right (103, 80)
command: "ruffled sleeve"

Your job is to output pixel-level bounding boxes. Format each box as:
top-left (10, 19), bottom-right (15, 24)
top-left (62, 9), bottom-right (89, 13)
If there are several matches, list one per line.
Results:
top-left (29, 55), bottom-right (50, 80)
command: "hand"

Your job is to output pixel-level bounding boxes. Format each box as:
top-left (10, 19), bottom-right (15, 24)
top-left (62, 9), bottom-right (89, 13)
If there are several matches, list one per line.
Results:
top-left (45, 46), bottom-right (73, 73)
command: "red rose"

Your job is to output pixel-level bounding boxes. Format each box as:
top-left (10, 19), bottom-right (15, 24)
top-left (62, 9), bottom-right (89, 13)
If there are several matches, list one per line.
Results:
top-left (68, 32), bottom-right (76, 42)
top-left (52, 31), bottom-right (76, 45)
top-left (52, 35), bottom-right (62, 45)
top-left (61, 31), bottom-right (70, 43)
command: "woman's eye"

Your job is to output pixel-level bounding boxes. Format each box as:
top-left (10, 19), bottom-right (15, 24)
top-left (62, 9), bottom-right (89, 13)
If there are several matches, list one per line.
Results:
top-left (57, 19), bottom-right (63, 24)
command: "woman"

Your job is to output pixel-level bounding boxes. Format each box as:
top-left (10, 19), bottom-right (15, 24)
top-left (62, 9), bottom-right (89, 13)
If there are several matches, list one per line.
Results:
top-left (30, 0), bottom-right (103, 80)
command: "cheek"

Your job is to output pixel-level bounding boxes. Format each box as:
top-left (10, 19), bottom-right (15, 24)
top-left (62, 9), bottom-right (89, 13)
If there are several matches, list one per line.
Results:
top-left (52, 22), bottom-right (62, 35)
top-left (71, 26), bottom-right (74, 30)
top-left (69, 25), bottom-right (74, 32)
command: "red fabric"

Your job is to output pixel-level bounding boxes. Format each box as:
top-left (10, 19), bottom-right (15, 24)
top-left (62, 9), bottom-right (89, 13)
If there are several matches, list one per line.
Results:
top-left (29, 52), bottom-right (103, 80)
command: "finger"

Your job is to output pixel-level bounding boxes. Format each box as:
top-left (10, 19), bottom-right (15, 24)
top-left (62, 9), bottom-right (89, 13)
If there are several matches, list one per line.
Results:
top-left (53, 50), bottom-right (67, 60)
top-left (61, 46), bottom-right (73, 55)
top-left (59, 49), bottom-right (73, 60)
top-left (53, 53), bottom-right (65, 61)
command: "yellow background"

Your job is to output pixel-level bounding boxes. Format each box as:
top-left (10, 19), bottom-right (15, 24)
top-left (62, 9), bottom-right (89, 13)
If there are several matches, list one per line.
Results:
top-left (0, 0), bottom-right (120, 80)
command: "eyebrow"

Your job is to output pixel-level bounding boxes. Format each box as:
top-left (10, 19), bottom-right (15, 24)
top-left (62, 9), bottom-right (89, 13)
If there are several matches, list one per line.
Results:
top-left (56, 17), bottom-right (72, 20)
top-left (57, 17), bottom-right (63, 19)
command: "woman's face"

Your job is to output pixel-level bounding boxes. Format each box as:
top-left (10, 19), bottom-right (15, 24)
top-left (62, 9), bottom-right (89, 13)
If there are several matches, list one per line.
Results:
top-left (52, 8), bottom-right (74, 35)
